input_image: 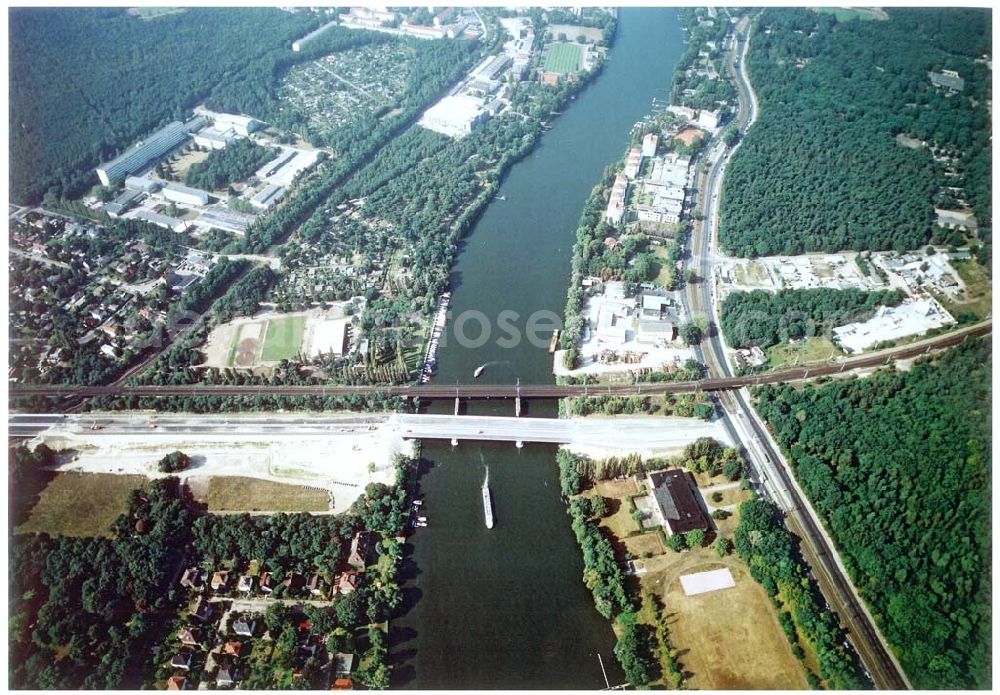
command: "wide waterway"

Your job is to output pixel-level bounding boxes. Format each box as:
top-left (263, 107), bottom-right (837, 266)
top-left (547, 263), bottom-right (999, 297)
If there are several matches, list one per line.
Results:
top-left (393, 9), bottom-right (684, 688)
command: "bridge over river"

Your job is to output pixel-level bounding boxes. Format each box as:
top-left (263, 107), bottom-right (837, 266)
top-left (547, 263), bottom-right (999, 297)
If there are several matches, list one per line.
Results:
top-left (9, 412), bottom-right (732, 452)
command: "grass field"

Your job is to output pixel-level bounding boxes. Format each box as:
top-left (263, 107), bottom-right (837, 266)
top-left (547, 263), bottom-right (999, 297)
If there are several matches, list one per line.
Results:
top-left (189, 476), bottom-right (329, 512)
top-left (260, 315), bottom-right (306, 362)
top-left (645, 556), bottom-right (808, 689)
top-left (16, 473), bottom-right (146, 537)
top-left (766, 336), bottom-right (841, 369)
top-left (544, 42), bottom-right (582, 75)
top-left (813, 7), bottom-right (886, 21)
top-left (651, 244), bottom-right (676, 287)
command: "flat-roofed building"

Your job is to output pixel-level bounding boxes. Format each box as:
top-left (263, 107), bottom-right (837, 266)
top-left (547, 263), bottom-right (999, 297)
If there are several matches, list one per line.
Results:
top-left (193, 127), bottom-right (236, 150)
top-left (132, 209), bottom-right (188, 233)
top-left (623, 147), bottom-right (643, 179)
top-left (641, 133), bottom-right (658, 158)
top-left (193, 107), bottom-right (262, 136)
top-left (696, 108), bottom-right (720, 131)
top-left (605, 175), bottom-right (628, 224)
top-left (96, 121), bottom-right (188, 185)
top-left (419, 95), bottom-right (488, 139)
top-left (929, 70), bottom-right (965, 92)
top-left (163, 183), bottom-right (210, 206)
top-left (125, 175), bottom-right (160, 193)
top-left (192, 207), bottom-right (255, 235)
top-left (595, 302), bottom-right (630, 345)
top-left (250, 184), bottom-right (286, 210)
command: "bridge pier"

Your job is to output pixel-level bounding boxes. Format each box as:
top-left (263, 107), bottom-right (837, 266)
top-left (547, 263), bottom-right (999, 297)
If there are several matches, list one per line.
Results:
top-left (454, 397), bottom-right (460, 416)
top-left (515, 395), bottom-right (521, 417)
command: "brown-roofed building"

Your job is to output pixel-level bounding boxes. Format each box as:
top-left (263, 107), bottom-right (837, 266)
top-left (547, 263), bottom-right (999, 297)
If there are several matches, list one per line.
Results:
top-left (647, 469), bottom-right (710, 536)
top-left (179, 567), bottom-right (201, 590)
top-left (336, 571), bottom-right (361, 595)
top-left (221, 641), bottom-right (243, 658)
top-left (259, 571), bottom-right (275, 594)
top-left (167, 675), bottom-right (187, 690)
top-left (211, 570), bottom-right (230, 591)
top-left (331, 678), bottom-right (354, 690)
top-left (283, 572), bottom-right (304, 593)
top-left (347, 532), bottom-right (369, 569)
top-left (177, 627), bottom-right (203, 647)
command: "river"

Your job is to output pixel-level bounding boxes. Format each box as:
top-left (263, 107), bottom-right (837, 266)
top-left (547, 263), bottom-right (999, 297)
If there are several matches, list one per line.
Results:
top-left (392, 9), bottom-right (684, 688)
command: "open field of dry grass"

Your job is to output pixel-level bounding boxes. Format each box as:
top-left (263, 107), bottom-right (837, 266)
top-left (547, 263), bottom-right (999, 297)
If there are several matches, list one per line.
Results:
top-left (187, 475), bottom-right (330, 512)
top-left (16, 472), bottom-right (145, 537)
top-left (643, 555), bottom-right (808, 689)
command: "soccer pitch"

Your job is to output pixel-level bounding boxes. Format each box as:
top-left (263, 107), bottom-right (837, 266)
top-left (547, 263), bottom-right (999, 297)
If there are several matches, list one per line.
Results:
top-left (260, 315), bottom-right (305, 362)
top-left (544, 42), bottom-right (582, 75)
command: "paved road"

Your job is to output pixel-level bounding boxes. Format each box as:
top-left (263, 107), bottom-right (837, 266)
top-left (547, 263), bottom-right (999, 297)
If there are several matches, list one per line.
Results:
top-left (8, 319), bottom-right (990, 405)
top-left (9, 412), bottom-right (731, 452)
top-left (683, 17), bottom-right (912, 690)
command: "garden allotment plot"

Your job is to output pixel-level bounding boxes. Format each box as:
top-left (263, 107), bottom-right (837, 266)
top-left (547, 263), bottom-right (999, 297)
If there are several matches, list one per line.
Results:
top-left (278, 42), bottom-right (416, 142)
top-left (544, 42), bottom-right (583, 75)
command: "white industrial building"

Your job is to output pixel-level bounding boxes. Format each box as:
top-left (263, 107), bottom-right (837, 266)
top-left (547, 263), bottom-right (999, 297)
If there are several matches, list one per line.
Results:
top-left (95, 121), bottom-right (189, 185)
top-left (193, 107), bottom-right (262, 137)
top-left (255, 148), bottom-right (319, 187)
top-left (162, 183), bottom-right (210, 206)
top-left (132, 209), bottom-right (189, 233)
top-left (696, 109), bottom-right (721, 131)
top-left (192, 207), bottom-right (256, 235)
top-left (124, 175), bottom-right (160, 193)
top-left (419, 95), bottom-right (489, 138)
top-left (641, 133), bottom-right (658, 158)
top-left (250, 184), bottom-right (286, 210)
top-left (193, 127), bottom-right (236, 150)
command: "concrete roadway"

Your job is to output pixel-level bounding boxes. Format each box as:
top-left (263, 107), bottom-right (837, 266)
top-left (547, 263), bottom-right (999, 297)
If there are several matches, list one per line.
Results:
top-left (683, 17), bottom-right (912, 690)
top-left (9, 412), bottom-right (731, 453)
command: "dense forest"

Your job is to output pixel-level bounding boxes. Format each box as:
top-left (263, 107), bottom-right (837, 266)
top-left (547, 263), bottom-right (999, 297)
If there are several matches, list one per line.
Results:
top-left (753, 338), bottom-right (991, 689)
top-left (8, 8), bottom-right (321, 204)
top-left (719, 8), bottom-right (991, 257)
top-left (9, 478), bottom-right (194, 688)
top-left (184, 139), bottom-right (278, 191)
top-left (720, 287), bottom-right (905, 348)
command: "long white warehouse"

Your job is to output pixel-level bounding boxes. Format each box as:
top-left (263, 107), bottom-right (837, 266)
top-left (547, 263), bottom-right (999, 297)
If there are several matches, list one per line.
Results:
top-left (95, 121), bottom-right (189, 185)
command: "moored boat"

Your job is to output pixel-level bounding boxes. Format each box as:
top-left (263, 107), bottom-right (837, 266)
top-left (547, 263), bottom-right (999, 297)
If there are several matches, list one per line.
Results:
top-left (482, 468), bottom-right (494, 529)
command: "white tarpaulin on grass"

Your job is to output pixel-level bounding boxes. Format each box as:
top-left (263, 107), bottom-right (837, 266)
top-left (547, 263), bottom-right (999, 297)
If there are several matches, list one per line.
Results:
top-left (680, 568), bottom-right (736, 596)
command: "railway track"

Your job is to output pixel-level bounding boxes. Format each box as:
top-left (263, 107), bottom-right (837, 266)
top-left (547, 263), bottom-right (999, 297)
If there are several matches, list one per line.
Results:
top-left (8, 320), bottom-right (990, 402)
